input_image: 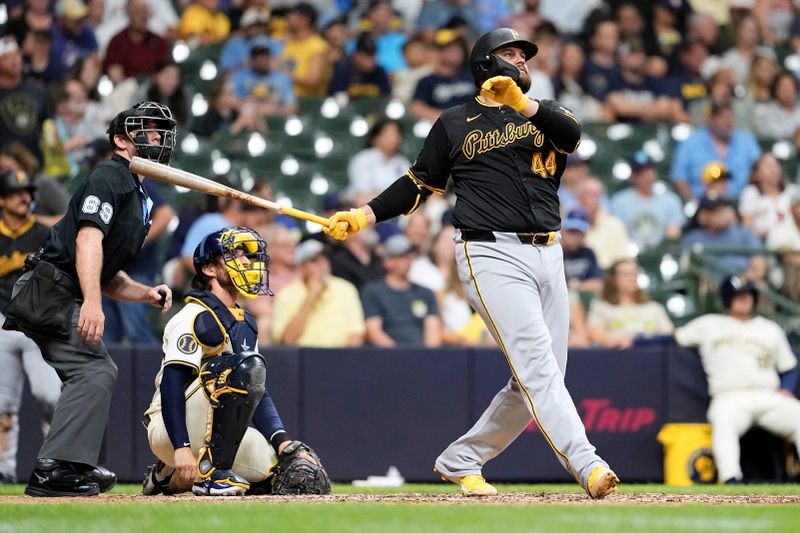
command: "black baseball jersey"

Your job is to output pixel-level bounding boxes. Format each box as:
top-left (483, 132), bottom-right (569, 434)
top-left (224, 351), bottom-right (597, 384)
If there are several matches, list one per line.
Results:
top-left (407, 97), bottom-right (581, 233)
top-left (40, 154), bottom-right (152, 290)
top-left (0, 217), bottom-right (50, 308)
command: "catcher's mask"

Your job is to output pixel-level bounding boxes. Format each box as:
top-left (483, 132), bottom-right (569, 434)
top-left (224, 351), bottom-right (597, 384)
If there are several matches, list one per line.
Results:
top-left (107, 101), bottom-right (177, 164)
top-left (193, 226), bottom-right (272, 298)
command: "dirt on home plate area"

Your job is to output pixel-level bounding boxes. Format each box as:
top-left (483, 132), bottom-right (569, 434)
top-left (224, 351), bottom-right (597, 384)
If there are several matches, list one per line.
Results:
top-left (2, 492), bottom-right (800, 505)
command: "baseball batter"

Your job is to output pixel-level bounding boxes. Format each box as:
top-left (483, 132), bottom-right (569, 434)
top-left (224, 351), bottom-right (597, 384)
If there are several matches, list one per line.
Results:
top-left (0, 170), bottom-right (60, 484)
top-left (142, 227), bottom-right (330, 496)
top-left (675, 276), bottom-right (800, 483)
top-left (324, 28), bottom-right (618, 498)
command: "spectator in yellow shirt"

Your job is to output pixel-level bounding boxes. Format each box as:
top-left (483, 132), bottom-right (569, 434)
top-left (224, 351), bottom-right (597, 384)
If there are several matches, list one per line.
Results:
top-left (280, 2), bottom-right (330, 98)
top-left (272, 239), bottom-right (365, 347)
top-left (178, 0), bottom-right (230, 46)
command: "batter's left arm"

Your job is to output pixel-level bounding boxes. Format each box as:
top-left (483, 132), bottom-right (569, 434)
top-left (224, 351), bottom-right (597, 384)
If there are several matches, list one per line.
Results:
top-left (524, 99), bottom-right (581, 154)
top-left (480, 77), bottom-right (580, 152)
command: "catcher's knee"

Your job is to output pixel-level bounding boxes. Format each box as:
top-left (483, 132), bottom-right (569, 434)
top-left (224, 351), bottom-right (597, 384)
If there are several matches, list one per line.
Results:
top-left (203, 352), bottom-right (266, 404)
top-left (228, 354), bottom-right (267, 399)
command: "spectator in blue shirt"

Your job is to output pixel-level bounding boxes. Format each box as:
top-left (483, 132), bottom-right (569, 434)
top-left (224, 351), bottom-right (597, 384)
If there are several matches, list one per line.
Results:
top-left (409, 31), bottom-right (474, 122)
top-left (218, 9), bottom-right (281, 74)
top-left (604, 38), bottom-right (688, 123)
top-left (666, 39), bottom-right (709, 111)
top-left (361, 235), bottom-right (443, 347)
top-left (581, 18), bottom-right (622, 102)
top-left (230, 43), bottom-right (297, 116)
top-left (561, 208), bottom-right (604, 295)
top-left (611, 151), bottom-right (685, 251)
top-left (328, 33), bottom-right (391, 100)
top-left (360, 0), bottom-right (407, 75)
top-left (415, 0), bottom-right (483, 40)
top-left (681, 195), bottom-right (765, 282)
top-left (50, 0), bottom-right (98, 81)
top-left (670, 99), bottom-right (762, 202)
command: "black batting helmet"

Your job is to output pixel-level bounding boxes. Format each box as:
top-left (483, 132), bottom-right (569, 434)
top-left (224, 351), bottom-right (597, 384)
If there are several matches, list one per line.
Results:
top-left (719, 275), bottom-right (758, 309)
top-left (469, 27), bottom-right (538, 87)
top-left (107, 101), bottom-right (177, 164)
top-left (0, 170), bottom-right (36, 197)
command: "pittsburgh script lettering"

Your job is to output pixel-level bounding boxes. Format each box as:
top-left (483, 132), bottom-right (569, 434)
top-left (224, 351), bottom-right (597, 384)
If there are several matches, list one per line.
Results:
top-left (462, 122), bottom-right (544, 159)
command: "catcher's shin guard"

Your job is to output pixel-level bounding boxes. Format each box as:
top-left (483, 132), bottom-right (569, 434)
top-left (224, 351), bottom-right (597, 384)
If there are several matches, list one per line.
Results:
top-left (199, 352), bottom-right (267, 474)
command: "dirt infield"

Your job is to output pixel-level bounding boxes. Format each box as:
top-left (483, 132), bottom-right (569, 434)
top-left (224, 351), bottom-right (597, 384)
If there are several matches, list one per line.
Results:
top-left (2, 492), bottom-right (800, 505)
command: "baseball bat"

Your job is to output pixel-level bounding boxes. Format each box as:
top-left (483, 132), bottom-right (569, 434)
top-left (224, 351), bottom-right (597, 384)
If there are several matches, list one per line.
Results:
top-left (129, 156), bottom-right (330, 227)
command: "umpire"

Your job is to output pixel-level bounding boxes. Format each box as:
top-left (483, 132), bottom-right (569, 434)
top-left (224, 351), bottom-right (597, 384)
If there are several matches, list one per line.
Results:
top-left (324, 29), bottom-right (619, 498)
top-left (2, 101), bottom-right (177, 497)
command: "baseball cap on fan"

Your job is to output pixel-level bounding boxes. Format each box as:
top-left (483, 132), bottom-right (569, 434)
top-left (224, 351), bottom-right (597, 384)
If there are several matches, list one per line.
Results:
top-left (629, 150), bottom-right (654, 173)
top-left (382, 234), bottom-right (415, 257)
top-left (701, 161), bottom-right (731, 186)
top-left (240, 7), bottom-right (270, 27)
top-left (56, 0), bottom-right (89, 19)
top-left (562, 208), bottom-right (589, 233)
top-left (294, 239), bottom-right (325, 265)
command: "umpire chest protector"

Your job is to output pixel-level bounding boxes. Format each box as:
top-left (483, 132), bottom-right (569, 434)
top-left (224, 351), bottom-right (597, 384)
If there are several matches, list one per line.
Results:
top-left (186, 290), bottom-right (258, 356)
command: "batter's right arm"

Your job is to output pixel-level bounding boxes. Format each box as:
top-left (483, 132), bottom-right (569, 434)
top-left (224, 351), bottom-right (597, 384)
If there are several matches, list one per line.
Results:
top-left (325, 120), bottom-right (453, 240)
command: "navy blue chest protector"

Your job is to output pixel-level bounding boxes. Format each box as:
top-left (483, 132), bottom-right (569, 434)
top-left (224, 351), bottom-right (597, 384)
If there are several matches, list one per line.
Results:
top-left (186, 290), bottom-right (258, 355)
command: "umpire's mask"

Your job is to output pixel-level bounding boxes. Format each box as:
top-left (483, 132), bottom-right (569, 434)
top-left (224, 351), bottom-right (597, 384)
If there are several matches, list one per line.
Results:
top-left (109, 101), bottom-right (177, 164)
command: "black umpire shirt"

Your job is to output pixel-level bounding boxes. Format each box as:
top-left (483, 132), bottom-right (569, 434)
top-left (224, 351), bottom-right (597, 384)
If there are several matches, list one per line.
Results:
top-left (40, 154), bottom-right (152, 290)
top-left (407, 97), bottom-right (581, 233)
top-left (0, 217), bottom-right (50, 308)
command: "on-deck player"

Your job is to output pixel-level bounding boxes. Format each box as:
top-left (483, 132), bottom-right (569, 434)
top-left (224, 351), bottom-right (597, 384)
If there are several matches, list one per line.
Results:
top-left (675, 275), bottom-right (800, 483)
top-left (322, 28), bottom-right (618, 498)
top-left (0, 170), bottom-right (60, 484)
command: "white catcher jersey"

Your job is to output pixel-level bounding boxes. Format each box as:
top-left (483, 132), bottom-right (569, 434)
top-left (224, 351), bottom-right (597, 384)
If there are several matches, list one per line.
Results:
top-left (144, 302), bottom-right (227, 418)
top-left (675, 314), bottom-right (797, 396)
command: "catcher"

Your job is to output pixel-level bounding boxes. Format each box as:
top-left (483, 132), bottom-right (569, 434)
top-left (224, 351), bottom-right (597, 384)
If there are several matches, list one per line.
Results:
top-left (141, 226), bottom-right (330, 496)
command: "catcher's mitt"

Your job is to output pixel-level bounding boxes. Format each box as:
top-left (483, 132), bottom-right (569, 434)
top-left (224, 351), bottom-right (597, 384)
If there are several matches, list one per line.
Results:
top-left (271, 441), bottom-right (331, 495)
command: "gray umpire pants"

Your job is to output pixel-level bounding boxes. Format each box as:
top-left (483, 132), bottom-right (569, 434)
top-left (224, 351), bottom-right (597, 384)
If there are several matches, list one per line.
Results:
top-left (11, 270), bottom-right (118, 467)
top-left (434, 232), bottom-right (607, 488)
top-left (0, 312), bottom-right (62, 478)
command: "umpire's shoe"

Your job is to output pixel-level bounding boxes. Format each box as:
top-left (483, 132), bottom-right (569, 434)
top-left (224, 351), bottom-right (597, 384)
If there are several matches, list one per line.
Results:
top-left (25, 459), bottom-right (100, 497)
top-left (192, 469), bottom-right (250, 496)
top-left (84, 466), bottom-right (117, 493)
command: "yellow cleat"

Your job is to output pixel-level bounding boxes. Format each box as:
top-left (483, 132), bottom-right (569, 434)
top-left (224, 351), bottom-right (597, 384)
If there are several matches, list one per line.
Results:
top-left (436, 468), bottom-right (498, 497)
top-left (458, 474), bottom-right (498, 496)
top-left (587, 466), bottom-right (619, 499)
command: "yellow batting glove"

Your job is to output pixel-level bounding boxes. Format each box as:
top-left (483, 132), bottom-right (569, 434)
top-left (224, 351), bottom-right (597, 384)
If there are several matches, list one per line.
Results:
top-left (323, 208), bottom-right (369, 240)
top-left (481, 76), bottom-right (528, 112)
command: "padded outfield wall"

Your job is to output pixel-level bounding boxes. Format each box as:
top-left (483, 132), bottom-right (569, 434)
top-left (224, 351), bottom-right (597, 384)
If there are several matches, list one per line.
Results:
top-left (15, 344), bottom-right (792, 483)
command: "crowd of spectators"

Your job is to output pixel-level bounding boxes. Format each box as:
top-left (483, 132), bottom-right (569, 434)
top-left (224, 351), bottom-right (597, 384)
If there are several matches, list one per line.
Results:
top-left (3, 0), bottom-right (800, 348)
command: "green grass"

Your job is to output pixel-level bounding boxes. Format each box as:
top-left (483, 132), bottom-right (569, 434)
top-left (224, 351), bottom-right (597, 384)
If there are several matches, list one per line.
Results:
top-left (2, 484), bottom-right (800, 533)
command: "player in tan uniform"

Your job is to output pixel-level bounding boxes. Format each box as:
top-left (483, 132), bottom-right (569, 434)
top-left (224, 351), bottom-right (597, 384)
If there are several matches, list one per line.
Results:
top-left (675, 275), bottom-right (800, 483)
top-left (142, 227), bottom-right (329, 496)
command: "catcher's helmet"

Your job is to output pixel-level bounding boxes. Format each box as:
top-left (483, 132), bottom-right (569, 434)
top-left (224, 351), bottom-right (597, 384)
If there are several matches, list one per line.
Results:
top-left (107, 101), bottom-right (177, 164)
top-left (469, 28), bottom-right (538, 87)
top-left (193, 226), bottom-right (272, 298)
top-left (0, 170), bottom-right (36, 196)
top-left (719, 275), bottom-right (758, 309)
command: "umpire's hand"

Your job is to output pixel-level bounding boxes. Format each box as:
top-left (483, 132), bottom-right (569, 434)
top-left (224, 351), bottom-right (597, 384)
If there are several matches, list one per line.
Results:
top-left (147, 284), bottom-right (173, 313)
top-left (78, 298), bottom-right (105, 344)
